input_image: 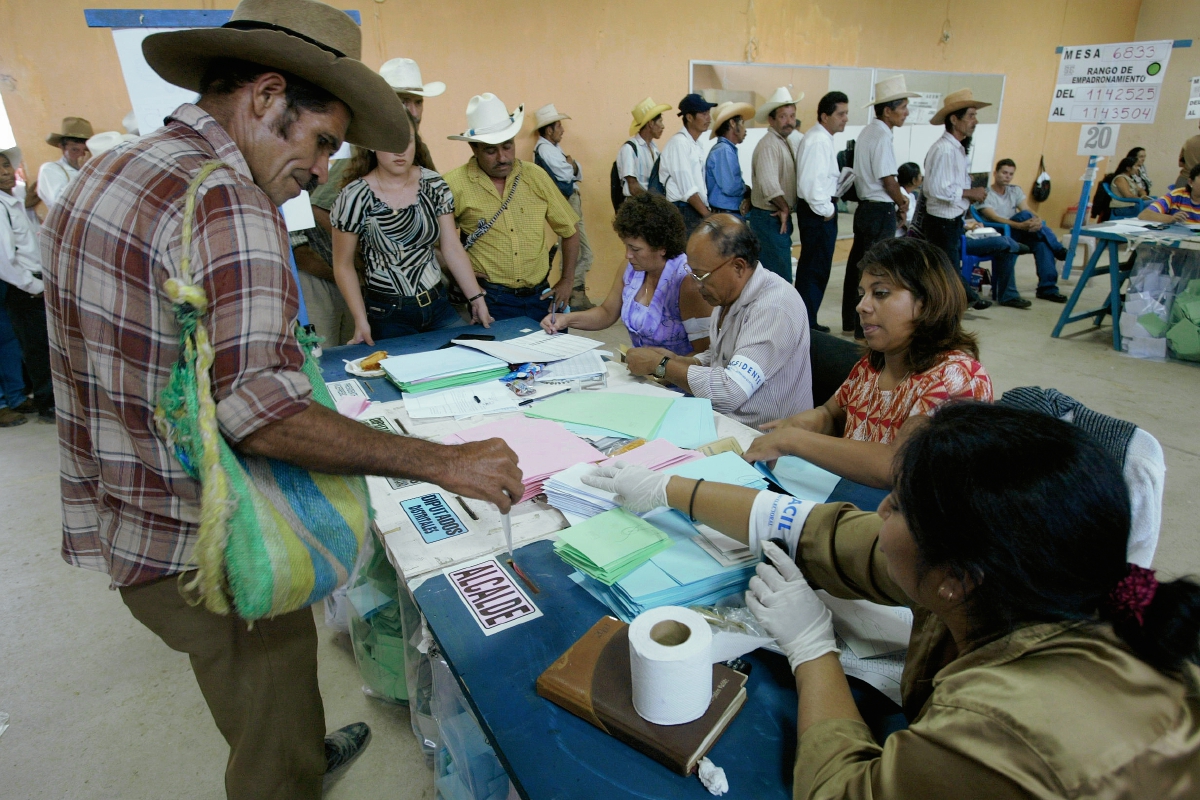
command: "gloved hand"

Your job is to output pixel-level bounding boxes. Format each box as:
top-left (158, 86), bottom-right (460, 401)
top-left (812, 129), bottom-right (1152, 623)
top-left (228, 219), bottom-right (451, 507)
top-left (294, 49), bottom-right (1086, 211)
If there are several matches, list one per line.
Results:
top-left (746, 542), bottom-right (838, 672)
top-left (580, 461), bottom-right (669, 513)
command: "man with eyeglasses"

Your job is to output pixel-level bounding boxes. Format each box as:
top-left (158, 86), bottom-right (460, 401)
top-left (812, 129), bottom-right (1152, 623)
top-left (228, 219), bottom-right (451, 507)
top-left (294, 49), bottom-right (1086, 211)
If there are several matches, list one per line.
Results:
top-left (626, 214), bottom-right (813, 428)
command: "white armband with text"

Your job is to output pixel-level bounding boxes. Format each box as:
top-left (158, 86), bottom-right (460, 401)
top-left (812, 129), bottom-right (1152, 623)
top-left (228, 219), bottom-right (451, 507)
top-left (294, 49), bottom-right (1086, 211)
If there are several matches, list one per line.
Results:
top-left (724, 355), bottom-right (766, 398)
top-left (683, 316), bottom-right (710, 341)
top-left (748, 491), bottom-right (816, 558)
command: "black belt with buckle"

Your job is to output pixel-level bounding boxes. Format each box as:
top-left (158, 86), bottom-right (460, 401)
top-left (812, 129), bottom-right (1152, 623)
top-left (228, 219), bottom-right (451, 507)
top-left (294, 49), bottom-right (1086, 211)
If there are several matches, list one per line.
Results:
top-left (479, 279), bottom-right (549, 298)
top-left (366, 284), bottom-right (444, 308)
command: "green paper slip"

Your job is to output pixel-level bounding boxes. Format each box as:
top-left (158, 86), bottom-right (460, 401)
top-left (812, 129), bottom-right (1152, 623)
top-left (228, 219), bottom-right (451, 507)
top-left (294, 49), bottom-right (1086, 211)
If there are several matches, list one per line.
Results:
top-left (1182, 299), bottom-right (1200, 325)
top-left (525, 392), bottom-right (675, 439)
top-left (393, 367), bottom-right (510, 393)
top-left (1167, 320), bottom-right (1200, 357)
top-left (1137, 313), bottom-right (1169, 338)
top-left (553, 508), bottom-right (674, 584)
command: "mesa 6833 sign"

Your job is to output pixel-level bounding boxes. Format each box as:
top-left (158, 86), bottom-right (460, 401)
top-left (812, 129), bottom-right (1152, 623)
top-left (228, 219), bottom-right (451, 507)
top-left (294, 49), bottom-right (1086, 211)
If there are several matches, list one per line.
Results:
top-left (1049, 40), bottom-right (1173, 124)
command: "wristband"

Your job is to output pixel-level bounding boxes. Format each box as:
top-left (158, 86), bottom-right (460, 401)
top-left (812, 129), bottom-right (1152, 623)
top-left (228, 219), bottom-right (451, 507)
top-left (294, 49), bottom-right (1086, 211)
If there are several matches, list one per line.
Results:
top-left (466, 292), bottom-right (487, 303)
top-left (688, 478), bottom-right (706, 522)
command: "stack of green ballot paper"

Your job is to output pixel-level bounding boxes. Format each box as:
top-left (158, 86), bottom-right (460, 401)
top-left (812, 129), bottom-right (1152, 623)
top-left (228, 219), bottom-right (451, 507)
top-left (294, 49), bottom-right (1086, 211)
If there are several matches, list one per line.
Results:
top-left (380, 346), bottom-right (510, 393)
top-left (553, 508), bottom-right (674, 585)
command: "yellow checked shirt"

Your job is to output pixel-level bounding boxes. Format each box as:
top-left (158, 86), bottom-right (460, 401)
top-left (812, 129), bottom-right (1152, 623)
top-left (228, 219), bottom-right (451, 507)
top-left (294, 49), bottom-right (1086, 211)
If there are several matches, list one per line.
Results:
top-left (443, 157), bottom-right (579, 288)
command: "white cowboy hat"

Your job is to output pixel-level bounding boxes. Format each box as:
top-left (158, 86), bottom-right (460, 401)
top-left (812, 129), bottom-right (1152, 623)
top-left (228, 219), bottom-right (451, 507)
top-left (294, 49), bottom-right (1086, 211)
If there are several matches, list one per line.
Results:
top-left (122, 110), bottom-right (139, 135)
top-left (448, 93), bottom-right (525, 145)
top-left (0, 145), bottom-right (21, 169)
top-left (141, 0), bottom-right (411, 153)
top-left (755, 87), bottom-right (803, 124)
top-left (866, 75), bottom-right (920, 108)
top-left (710, 101), bottom-right (755, 134)
top-left (629, 97), bottom-right (672, 136)
top-left (534, 104), bottom-right (571, 130)
top-left (86, 131), bottom-right (127, 157)
top-left (930, 88), bottom-right (993, 125)
top-left (379, 57), bottom-right (445, 98)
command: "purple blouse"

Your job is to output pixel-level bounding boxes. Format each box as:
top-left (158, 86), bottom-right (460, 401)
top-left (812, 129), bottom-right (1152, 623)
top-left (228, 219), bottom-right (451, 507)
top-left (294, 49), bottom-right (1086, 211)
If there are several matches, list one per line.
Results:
top-left (621, 253), bottom-right (693, 355)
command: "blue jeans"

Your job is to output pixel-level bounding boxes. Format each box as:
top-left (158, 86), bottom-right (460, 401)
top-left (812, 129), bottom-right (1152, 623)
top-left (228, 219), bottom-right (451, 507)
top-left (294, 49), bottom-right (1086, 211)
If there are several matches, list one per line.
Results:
top-left (673, 201), bottom-right (705, 238)
top-left (1009, 210), bottom-right (1063, 293)
top-left (795, 202), bottom-right (838, 327)
top-left (4, 287), bottom-right (53, 413)
top-left (0, 284), bottom-right (27, 408)
top-left (748, 207), bottom-right (794, 283)
top-left (481, 280), bottom-right (558, 322)
top-left (965, 234), bottom-right (1021, 302)
top-left (365, 288), bottom-right (464, 340)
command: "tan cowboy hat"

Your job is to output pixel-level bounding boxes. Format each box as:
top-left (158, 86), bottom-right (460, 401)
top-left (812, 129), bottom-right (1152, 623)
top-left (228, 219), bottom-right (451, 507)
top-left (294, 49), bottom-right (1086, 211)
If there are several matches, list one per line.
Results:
top-left (46, 117), bottom-right (93, 146)
top-left (930, 88), bottom-right (992, 125)
top-left (448, 94), bottom-right (525, 145)
top-left (629, 97), bottom-right (672, 136)
top-left (141, 0), bottom-right (410, 153)
top-left (86, 131), bottom-right (127, 158)
top-left (866, 75), bottom-right (920, 108)
top-left (755, 87), bottom-right (803, 124)
top-left (379, 57), bottom-right (445, 98)
top-left (0, 145), bottom-right (21, 169)
top-left (534, 104), bottom-right (570, 130)
top-left (710, 101), bottom-right (755, 134)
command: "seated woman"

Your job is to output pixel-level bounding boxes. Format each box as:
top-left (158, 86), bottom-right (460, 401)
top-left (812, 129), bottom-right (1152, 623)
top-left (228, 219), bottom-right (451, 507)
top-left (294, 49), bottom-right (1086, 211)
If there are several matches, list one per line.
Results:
top-left (583, 404), bottom-right (1200, 798)
top-left (1140, 164), bottom-right (1200, 225)
top-left (743, 237), bottom-right (991, 487)
top-left (1127, 146), bottom-right (1153, 196)
top-left (332, 116), bottom-right (492, 345)
top-left (541, 192), bottom-right (713, 354)
top-left (1109, 155), bottom-right (1145, 199)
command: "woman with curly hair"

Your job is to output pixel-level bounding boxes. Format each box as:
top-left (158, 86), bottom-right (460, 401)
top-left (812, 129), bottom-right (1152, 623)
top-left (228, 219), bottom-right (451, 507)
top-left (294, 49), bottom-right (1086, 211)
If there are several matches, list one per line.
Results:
top-left (540, 192), bottom-right (712, 354)
top-left (744, 237), bottom-right (991, 487)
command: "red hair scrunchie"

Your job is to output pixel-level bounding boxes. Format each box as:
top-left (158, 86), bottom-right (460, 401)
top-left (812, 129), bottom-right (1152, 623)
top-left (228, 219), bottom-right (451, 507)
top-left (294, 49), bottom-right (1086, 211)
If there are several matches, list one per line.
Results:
top-left (1106, 564), bottom-right (1159, 626)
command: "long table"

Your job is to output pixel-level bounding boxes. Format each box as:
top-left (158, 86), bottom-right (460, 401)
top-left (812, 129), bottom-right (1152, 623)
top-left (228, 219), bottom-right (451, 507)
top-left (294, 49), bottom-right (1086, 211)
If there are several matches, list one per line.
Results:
top-left (321, 319), bottom-right (889, 799)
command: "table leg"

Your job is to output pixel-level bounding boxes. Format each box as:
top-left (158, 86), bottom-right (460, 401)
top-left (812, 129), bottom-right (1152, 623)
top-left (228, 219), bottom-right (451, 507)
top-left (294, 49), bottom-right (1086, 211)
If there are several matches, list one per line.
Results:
top-left (1108, 242), bottom-right (1124, 350)
top-left (1052, 242), bottom-right (1105, 339)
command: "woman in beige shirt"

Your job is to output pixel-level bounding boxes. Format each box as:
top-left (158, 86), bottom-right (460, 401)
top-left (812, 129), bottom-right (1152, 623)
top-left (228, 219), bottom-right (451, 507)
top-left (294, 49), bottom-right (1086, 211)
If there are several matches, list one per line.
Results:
top-left (584, 403), bottom-right (1200, 798)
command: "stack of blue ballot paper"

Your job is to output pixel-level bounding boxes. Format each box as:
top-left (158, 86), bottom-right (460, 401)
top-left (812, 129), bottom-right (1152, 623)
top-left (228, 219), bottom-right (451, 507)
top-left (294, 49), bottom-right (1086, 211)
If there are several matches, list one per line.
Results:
top-left (651, 397), bottom-right (718, 450)
top-left (568, 509), bottom-right (759, 622)
top-left (754, 455), bottom-right (842, 503)
top-left (662, 450), bottom-right (770, 490)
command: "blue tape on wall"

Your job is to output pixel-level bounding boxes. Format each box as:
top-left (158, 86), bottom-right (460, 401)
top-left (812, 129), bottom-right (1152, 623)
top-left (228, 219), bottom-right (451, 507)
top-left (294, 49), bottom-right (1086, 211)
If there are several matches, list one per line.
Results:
top-left (1056, 40), bottom-right (1191, 54)
top-left (85, 9), bottom-right (362, 28)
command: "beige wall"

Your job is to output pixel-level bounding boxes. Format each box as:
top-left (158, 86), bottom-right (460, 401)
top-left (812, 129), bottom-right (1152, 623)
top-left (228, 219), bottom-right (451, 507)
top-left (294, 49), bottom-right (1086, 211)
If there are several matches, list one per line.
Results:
top-left (0, 0), bottom-right (1144, 295)
top-left (1133, 0), bottom-right (1200, 192)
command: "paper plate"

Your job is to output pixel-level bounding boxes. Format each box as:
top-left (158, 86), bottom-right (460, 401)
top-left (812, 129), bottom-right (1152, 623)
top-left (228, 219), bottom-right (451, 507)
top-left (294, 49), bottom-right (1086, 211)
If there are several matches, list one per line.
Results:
top-left (344, 356), bottom-right (386, 378)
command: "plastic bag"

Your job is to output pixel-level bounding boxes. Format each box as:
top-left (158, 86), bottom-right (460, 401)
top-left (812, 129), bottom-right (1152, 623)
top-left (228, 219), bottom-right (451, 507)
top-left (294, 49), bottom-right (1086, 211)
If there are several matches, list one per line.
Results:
top-left (346, 533), bottom-right (409, 704)
top-left (431, 653), bottom-right (515, 800)
top-left (1122, 244), bottom-right (1200, 361)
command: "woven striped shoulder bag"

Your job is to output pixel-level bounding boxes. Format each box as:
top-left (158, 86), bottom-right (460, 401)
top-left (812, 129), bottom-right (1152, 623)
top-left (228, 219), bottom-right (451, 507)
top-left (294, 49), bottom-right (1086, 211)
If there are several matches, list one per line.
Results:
top-left (155, 160), bottom-right (372, 621)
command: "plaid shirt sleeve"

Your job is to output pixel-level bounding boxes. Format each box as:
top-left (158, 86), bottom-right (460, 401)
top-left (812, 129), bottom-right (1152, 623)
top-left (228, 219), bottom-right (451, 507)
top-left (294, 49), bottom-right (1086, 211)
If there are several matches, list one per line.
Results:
top-left (191, 181), bottom-right (312, 443)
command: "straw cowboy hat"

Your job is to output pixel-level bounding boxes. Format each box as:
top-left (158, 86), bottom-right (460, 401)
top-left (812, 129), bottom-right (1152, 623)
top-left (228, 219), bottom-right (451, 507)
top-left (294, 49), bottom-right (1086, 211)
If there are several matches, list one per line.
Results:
top-left (0, 145), bottom-right (21, 169)
top-left (755, 88), bottom-right (803, 124)
top-left (629, 97), bottom-right (672, 136)
top-left (710, 101), bottom-right (755, 134)
top-left (534, 104), bottom-right (570, 130)
top-left (379, 57), bottom-right (445, 97)
top-left (141, 0), bottom-right (410, 153)
top-left (867, 75), bottom-right (920, 108)
top-left (46, 117), bottom-right (93, 146)
top-left (931, 88), bottom-right (992, 125)
top-left (448, 94), bottom-right (525, 145)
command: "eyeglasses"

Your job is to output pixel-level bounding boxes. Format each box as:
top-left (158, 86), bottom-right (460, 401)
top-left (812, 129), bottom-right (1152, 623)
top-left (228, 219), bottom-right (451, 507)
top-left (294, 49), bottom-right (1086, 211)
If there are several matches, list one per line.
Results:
top-left (687, 256), bottom-right (736, 285)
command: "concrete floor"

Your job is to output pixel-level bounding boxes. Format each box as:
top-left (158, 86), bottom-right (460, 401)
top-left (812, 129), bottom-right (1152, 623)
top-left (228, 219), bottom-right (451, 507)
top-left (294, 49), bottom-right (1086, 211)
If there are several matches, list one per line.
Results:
top-left (2, 249), bottom-right (1199, 798)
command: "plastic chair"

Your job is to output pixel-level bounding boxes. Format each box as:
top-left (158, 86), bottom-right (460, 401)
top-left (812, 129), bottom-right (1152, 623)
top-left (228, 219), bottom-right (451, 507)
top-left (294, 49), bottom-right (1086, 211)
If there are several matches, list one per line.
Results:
top-left (960, 208), bottom-right (1012, 288)
top-left (809, 330), bottom-right (862, 406)
top-left (1103, 182), bottom-right (1152, 219)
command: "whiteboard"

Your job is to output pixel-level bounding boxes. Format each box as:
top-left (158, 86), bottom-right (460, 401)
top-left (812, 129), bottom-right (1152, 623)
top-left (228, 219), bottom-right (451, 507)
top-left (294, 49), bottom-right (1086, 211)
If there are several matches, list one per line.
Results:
top-left (110, 27), bottom-right (312, 231)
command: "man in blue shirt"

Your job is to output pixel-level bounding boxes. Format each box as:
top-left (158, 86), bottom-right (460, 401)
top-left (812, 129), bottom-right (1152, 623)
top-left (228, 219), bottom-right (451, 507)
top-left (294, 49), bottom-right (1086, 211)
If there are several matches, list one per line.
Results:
top-left (705, 102), bottom-right (754, 217)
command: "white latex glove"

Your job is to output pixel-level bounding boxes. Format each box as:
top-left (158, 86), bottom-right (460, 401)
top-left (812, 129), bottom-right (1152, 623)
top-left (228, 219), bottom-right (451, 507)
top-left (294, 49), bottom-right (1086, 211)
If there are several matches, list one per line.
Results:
top-left (745, 541), bottom-right (838, 672)
top-left (580, 461), bottom-right (669, 513)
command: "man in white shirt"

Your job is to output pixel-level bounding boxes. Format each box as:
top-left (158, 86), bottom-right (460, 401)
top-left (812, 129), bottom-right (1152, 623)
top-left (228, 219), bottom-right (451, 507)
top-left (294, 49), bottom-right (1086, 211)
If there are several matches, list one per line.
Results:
top-left (923, 90), bottom-right (993, 310)
top-left (659, 93), bottom-right (717, 236)
top-left (617, 97), bottom-right (671, 204)
top-left (534, 104), bottom-right (594, 309)
top-left (978, 158), bottom-right (1068, 303)
top-left (795, 91), bottom-right (849, 332)
top-left (0, 145), bottom-right (54, 422)
top-left (842, 76), bottom-right (917, 337)
top-left (37, 116), bottom-right (93, 212)
top-left (749, 87), bottom-right (801, 283)
top-left (625, 215), bottom-right (813, 428)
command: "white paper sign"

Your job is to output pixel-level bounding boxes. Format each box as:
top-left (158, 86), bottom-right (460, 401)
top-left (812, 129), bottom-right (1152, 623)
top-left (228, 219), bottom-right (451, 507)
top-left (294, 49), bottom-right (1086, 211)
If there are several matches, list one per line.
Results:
top-left (905, 92), bottom-right (943, 125)
top-left (445, 557), bottom-right (542, 636)
top-left (1049, 40), bottom-right (1172, 124)
top-left (1077, 123), bottom-right (1121, 156)
top-left (1187, 77), bottom-right (1200, 120)
top-left (325, 379), bottom-right (369, 400)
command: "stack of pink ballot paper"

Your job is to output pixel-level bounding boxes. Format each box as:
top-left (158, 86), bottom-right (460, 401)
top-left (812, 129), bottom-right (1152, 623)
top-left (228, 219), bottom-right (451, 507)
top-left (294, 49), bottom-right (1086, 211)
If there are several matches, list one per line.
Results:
top-left (602, 438), bottom-right (704, 470)
top-left (443, 416), bottom-right (606, 503)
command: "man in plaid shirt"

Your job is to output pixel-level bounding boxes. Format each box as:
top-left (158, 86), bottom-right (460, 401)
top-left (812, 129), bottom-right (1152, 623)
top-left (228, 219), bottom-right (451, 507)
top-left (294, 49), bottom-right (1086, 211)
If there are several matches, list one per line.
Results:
top-left (40, 2), bottom-right (522, 796)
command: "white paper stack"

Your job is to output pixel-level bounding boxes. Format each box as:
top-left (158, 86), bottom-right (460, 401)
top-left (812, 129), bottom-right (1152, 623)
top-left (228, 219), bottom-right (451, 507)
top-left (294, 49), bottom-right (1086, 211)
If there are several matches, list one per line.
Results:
top-left (544, 462), bottom-right (620, 520)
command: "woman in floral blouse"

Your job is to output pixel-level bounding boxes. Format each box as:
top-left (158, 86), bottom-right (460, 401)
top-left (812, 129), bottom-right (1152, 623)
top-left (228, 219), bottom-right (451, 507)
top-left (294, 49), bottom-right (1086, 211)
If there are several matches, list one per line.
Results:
top-left (744, 237), bottom-right (990, 488)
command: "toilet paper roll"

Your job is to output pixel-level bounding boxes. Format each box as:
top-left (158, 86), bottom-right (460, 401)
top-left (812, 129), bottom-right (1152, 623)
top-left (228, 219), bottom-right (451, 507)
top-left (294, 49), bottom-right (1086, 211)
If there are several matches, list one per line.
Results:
top-left (628, 606), bottom-right (714, 725)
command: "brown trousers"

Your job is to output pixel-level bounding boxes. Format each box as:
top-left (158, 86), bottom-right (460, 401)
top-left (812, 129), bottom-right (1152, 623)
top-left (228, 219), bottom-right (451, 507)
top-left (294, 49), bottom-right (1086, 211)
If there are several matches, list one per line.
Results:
top-left (120, 572), bottom-right (327, 800)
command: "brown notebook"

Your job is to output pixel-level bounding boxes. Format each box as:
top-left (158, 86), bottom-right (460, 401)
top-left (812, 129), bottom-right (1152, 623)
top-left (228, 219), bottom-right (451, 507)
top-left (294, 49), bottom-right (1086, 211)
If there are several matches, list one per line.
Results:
top-left (536, 616), bottom-right (748, 776)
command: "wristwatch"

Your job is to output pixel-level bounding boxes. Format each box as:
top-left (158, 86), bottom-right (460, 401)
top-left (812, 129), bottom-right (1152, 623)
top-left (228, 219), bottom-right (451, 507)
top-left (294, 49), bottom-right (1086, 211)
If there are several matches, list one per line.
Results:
top-left (653, 355), bottom-right (671, 379)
